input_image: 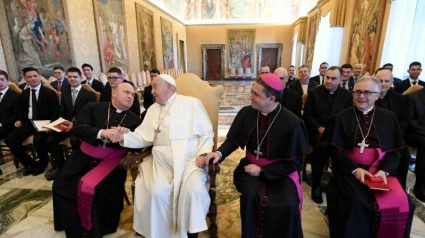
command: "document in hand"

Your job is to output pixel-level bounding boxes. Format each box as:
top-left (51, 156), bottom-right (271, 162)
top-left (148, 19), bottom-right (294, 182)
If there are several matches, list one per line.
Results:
top-left (365, 176), bottom-right (390, 191)
top-left (31, 120), bottom-right (50, 132)
top-left (42, 118), bottom-right (72, 132)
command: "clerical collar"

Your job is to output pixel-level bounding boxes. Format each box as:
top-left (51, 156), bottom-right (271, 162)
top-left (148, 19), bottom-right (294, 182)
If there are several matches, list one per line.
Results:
top-left (260, 103), bottom-right (279, 116)
top-left (328, 87), bottom-right (338, 95)
top-left (162, 93), bottom-right (177, 106)
top-left (110, 103), bottom-right (124, 113)
top-left (356, 106), bottom-right (374, 115)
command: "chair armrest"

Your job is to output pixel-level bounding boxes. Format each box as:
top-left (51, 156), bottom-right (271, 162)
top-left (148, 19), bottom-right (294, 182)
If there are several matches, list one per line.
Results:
top-left (208, 160), bottom-right (220, 188)
top-left (120, 146), bottom-right (153, 180)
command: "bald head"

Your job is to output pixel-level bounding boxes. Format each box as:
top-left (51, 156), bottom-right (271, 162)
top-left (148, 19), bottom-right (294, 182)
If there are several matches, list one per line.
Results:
top-left (112, 82), bottom-right (135, 111)
top-left (375, 69), bottom-right (393, 95)
top-left (274, 67), bottom-right (288, 79)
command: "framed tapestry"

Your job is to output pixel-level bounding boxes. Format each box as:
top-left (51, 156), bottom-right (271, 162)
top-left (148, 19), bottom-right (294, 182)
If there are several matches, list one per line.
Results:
top-left (0, 0), bottom-right (73, 79)
top-left (305, 13), bottom-right (318, 70)
top-left (160, 17), bottom-right (175, 69)
top-left (227, 29), bottom-right (255, 70)
top-left (347, 0), bottom-right (386, 74)
top-left (93, 0), bottom-right (129, 72)
top-left (135, 3), bottom-right (156, 70)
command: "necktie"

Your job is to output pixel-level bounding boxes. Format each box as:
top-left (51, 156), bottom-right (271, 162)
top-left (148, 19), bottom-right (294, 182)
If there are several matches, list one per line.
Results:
top-left (57, 80), bottom-right (62, 91)
top-left (0, 92), bottom-right (3, 103)
top-left (413, 80), bottom-right (417, 86)
top-left (71, 89), bottom-right (78, 106)
top-left (342, 82), bottom-right (347, 89)
top-left (88, 80), bottom-right (92, 87)
top-left (31, 89), bottom-right (39, 119)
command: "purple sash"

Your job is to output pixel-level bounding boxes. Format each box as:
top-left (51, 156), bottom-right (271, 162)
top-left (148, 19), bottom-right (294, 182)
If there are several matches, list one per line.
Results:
top-left (78, 142), bottom-right (126, 231)
top-left (346, 148), bottom-right (409, 238)
top-left (246, 152), bottom-right (303, 211)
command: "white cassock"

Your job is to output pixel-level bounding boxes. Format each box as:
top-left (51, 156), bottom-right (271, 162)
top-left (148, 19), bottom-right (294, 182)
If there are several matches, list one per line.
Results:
top-left (122, 93), bottom-right (214, 238)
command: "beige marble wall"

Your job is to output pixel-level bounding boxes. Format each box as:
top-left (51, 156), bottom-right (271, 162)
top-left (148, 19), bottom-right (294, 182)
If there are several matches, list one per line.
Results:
top-left (64, 0), bottom-right (101, 74)
top-left (125, 0), bottom-right (187, 72)
top-left (0, 39), bottom-right (6, 73)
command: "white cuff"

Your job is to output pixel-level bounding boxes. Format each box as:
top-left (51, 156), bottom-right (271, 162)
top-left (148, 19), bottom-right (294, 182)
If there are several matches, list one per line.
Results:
top-left (352, 168), bottom-right (359, 174)
top-left (97, 130), bottom-right (103, 139)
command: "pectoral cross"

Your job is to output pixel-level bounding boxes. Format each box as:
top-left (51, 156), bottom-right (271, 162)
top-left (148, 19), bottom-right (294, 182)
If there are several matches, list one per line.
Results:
top-left (102, 138), bottom-right (108, 148)
top-left (154, 126), bottom-right (161, 141)
top-left (254, 147), bottom-right (262, 160)
top-left (358, 139), bottom-right (369, 153)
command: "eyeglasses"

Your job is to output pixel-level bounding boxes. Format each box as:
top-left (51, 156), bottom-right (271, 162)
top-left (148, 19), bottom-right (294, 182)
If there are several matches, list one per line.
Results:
top-left (353, 90), bottom-right (379, 97)
top-left (106, 76), bottom-right (122, 82)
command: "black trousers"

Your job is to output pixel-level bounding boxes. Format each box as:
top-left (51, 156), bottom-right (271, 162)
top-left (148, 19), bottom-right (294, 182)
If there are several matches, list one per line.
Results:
top-left (47, 132), bottom-right (80, 168)
top-left (405, 134), bottom-right (425, 188)
top-left (398, 146), bottom-right (411, 190)
top-left (0, 126), bottom-right (14, 141)
top-left (4, 122), bottom-right (49, 168)
top-left (311, 141), bottom-right (331, 188)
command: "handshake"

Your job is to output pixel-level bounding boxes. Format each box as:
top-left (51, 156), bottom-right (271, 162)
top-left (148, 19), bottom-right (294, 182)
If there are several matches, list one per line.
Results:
top-left (100, 126), bottom-right (130, 143)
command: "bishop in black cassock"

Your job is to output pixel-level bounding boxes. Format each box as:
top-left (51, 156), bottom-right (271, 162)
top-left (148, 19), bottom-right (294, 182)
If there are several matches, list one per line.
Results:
top-left (203, 74), bottom-right (309, 237)
top-left (322, 77), bottom-right (414, 238)
top-left (53, 83), bottom-right (142, 237)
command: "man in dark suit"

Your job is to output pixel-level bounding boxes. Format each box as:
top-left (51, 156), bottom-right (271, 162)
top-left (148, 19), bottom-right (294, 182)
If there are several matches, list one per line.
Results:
top-left (405, 87), bottom-right (425, 201)
top-left (340, 63), bottom-right (355, 91)
top-left (81, 63), bottom-right (104, 93)
top-left (5, 67), bottom-right (60, 176)
top-left (352, 63), bottom-right (364, 82)
top-left (394, 61), bottom-right (424, 94)
top-left (45, 67), bottom-right (96, 180)
top-left (0, 70), bottom-right (21, 141)
top-left (50, 66), bottom-right (69, 92)
top-left (375, 69), bottom-right (411, 190)
top-left (286, 65), bottom-right (299, 88)
top-left (303, 66), bottom-right (353, 203)
top-left (100, 67), bottom-right (140, 116)
top-left (274, 67), bottom-right (303, 118)
top-left (141, 69), bottom-right (160, 120)
top-left (288, 65), bottom-right (319, 95)
top-left (382, 63), bottom-right (402, 84)
top-left (310, 62), bottom-right (328, 85)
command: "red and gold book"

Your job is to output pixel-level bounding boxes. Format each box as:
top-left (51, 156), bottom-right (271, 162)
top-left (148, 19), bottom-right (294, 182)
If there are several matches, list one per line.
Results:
top-left (42, 118), bottom-right (72, 133)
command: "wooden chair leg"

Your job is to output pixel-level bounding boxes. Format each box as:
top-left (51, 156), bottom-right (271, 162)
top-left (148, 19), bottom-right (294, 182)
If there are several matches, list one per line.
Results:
top-left (124, 190), bottom-right (131, 206)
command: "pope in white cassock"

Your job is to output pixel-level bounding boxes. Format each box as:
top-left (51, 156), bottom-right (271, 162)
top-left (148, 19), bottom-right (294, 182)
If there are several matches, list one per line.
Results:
top-left (118, 74), bottom-right (213, 238)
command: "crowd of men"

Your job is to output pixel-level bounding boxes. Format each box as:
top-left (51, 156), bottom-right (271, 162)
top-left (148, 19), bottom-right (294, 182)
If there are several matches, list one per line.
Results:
top-left (0, 60), bottom-right (423, 237)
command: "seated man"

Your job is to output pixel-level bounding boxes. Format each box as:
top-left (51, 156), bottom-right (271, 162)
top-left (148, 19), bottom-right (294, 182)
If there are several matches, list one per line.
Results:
top-left (118, 74), bottom-right (213, 238)
top-left (405, 86), bottom-right (425, 201)
top-left (50, 66), bottom-right (69, 92)
top-left (52, 83), bottom-right (142, 237)
top-left (0, 70), bottom-right (21, 175)
top-left (203, 74), bottom-right (309, 237)
top-left (45, 67), bottom-right (96, 180)
top-left (0, 70), bottom-right (21, 140)
top-left (5, 67), bottom-right (60, 176)
top-left (141, 69), bottom-right (160, 120)
top-left (100, 67), bottom-right (140, 116)
top-left (81, 63), bottom-right (104, 93)
top-left (322, 76), bottom-right (414, 237)
top-left (274, 67), bottom-right (303, 118)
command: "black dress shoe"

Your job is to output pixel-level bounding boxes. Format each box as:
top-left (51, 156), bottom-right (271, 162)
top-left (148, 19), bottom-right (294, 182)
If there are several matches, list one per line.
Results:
top-left (44, 167), bottom-right (59, 181)
top-left (23, 167), bottom-right (34, 176)
top-left (32, 166), bottom-right (45, 176)
top-left (311, 186), bottom-right (323, 204)
top-left (414, 186), bottom-right (425, 202)
top-left (187, 232), bottom-right (198, 238)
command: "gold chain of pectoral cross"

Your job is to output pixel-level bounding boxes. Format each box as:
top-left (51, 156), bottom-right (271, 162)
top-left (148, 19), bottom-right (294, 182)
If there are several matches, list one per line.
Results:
top-left (154, 98), bottom-right (176, 140)
top-left (353, 106), bottom-right (375, 153)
